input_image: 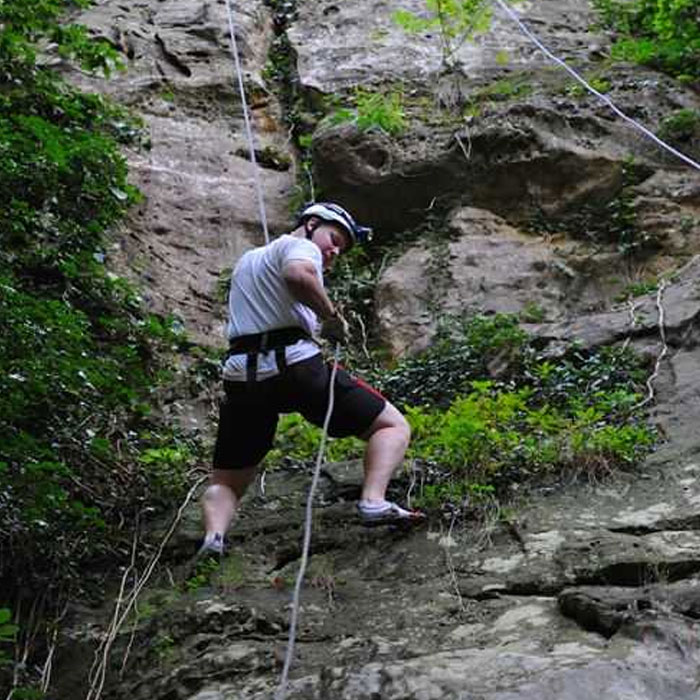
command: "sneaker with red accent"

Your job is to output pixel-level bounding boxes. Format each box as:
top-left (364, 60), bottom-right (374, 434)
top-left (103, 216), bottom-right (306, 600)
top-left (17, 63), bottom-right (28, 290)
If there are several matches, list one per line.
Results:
top-left (357, 500), bottom-right (426, 527)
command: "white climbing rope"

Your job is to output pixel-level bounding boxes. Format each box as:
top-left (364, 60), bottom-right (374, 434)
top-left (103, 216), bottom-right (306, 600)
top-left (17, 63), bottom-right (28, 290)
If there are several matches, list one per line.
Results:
top-left (632, 255), bottom-right (700, 410)
top-left (492, 0), bottom-right (700, 173)
top-left (223, 5), bottom-right (339, 697)
top-left (224, 0), bottom-right (271, 243)
top-left (634, 279), bottom-right (668, 410)
top-left (275, 346), bottom-right (341, 700)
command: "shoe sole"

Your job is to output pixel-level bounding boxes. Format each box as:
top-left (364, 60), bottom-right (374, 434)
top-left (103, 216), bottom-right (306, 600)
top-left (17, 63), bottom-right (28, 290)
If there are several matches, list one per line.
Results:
top-left (359, 514), bottom-right (427, 529)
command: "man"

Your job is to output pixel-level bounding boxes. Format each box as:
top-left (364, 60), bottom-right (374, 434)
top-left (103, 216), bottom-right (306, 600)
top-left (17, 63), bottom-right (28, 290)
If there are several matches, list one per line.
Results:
top-left (199, 202), bottom-right (423, 557)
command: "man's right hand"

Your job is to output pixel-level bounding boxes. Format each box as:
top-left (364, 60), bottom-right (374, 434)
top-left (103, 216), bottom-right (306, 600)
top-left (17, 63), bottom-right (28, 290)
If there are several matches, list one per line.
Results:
top-left (321, 312), bottom-right (349, 345)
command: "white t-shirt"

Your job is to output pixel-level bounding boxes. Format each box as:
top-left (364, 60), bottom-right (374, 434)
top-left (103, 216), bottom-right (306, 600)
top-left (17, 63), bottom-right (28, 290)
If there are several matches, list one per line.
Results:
top-left (223, 234), bottom-right (322, 381)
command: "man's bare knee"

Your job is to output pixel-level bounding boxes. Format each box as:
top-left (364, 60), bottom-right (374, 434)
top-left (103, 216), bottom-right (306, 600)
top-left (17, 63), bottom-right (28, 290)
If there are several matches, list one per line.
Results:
top-left (363, 402), bottom-right (411, 445)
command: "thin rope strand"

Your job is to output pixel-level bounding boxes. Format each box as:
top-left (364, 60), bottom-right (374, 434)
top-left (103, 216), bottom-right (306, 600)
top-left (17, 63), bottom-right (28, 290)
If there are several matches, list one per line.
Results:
top-left (492, 0), bottom-right (700, 173)
top-left (85, 475), bottom-right (207, 700)
top-left (224, 0), bottom-right (270, 243)
top-left (634, 280), bottom-right (667, 410)
top-left (275, 345), bottom-right (341, 700)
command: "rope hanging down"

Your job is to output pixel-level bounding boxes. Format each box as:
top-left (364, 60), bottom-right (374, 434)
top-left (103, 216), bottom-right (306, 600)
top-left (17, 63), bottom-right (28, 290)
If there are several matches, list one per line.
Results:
top-left (224, 0), bottom-right (270, 243)
top-left (224, 5), bottom-right (336, 697)
top-left (492, 0), bottom-right (700, 173)
top-left (275, 347), bottom-right (341, 700)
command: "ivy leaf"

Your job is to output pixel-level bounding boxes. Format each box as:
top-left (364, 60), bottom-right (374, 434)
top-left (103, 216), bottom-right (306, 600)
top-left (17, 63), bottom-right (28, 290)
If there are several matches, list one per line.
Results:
top-left (109, 186), bottom-right (129, 202)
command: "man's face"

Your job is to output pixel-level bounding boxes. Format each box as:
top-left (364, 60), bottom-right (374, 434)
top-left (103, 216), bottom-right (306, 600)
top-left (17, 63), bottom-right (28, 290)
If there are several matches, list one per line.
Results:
top-left (313, 222), bottom-right (351, 268)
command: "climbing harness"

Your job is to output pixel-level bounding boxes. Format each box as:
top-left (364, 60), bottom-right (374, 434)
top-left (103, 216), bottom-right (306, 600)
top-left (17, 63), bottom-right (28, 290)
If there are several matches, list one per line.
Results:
top-left (227, 327), bottom-right (312, 384)
top-left (224, 4), bottom-right (341, 697)
top-left (492, 0), bottom-right (700, 173)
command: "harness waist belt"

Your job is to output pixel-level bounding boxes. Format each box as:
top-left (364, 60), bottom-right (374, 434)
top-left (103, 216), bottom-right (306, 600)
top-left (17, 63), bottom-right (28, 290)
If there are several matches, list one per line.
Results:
top-left (228, 327), bottom-right (311, 355)
top-left (227, 327), bottom-right (312, 384)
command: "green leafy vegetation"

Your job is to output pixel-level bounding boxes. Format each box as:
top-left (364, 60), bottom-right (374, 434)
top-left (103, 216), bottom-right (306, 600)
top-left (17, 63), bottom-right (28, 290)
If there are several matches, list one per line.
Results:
top-left (325, 243), bottom-right (386, 356)
top-left (151, 632), bottom-right (176, 664)
top-left (0, 3), bottom-right (200, 693)
top-left (593, 0), bottom-right (700, 79)
top-left (564, 74), bottom-right (612, 97)
top-left (657, 108), bottom-right (700, 160)
top-left (659, 108), bottom-right (700, 140)
top-left (387, 315), bottom-right (654, 512)
top-left (456, 74), bottom-right (534, 117)
top-left (0, 609), bottom-right (18, 667)
top-left (379, 315), bottom-right (528, 407)
top-left (273, 314), bottom-right (655, 515)
top-left (393, 0), bottom-right (492, 71)
top-left (184, 558), bottom-right (220, 592)
top-left (326, 88), bottom-right (407, 136)
top-left (261, 0), bottom-right (318, 211)
top-left (475, 76), bottom-right (533, 102)
top-left (519, 301), bottom-right (546, 323)
top-left (268, 413), bottom-right (363, 467)
top-left (215, 552), bottom-right (247, 590)
top-left (615, 278), bottom-right (659, 300)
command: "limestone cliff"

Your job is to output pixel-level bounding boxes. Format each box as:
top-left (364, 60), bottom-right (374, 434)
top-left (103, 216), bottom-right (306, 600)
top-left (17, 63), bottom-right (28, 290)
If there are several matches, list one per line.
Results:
top-left (54, 1), bottom-right (700, 699)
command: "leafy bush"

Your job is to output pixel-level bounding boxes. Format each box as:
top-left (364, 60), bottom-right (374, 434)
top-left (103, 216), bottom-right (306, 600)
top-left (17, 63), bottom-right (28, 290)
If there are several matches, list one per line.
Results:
top-left (593, 0), bottom-right (700, 79)
top-left (657, 108), bottom-right (700, 160)
top-left (0, 0), bottom-right (197, 662)
top-left (270, 314), bottom-right (655, 514)
top-left (267, 413), bottom-right (363, 467)
top-left (405, 380), bottom-right (653, 511)
top-left (355, 89), bottom-right (406, 135)
top-left (376, 314), bottom-right (528, 407)
top-left (658, 109), bottom-right (700, 141)
top-left (393, 0), bottom-right (492, 71)
top-left (391, 316), bottom-right (654, 511)
top-left (326, 88), bottom-right (406, 136)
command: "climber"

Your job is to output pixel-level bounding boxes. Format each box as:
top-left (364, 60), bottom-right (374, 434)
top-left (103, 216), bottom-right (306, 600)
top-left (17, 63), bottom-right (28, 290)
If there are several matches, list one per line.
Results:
top-left (197, 202), bottom-right (424, 557)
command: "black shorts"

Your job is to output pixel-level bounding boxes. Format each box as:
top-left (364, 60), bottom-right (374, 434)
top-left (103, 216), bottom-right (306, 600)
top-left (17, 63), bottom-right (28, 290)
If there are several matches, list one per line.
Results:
top-left (213, 353), bottom-right (386, 469)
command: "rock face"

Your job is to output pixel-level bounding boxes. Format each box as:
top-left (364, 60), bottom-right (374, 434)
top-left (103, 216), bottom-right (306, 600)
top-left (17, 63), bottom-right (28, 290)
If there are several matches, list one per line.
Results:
top-left (376, 206), bottom-right (633, 355)
top-left (64, 0), bottom-right (297, 343)
top-left (52, 0), bottom-right (700, 699)
top-left (291, 0), bottom-right (700, 356)
top-left (289, 0), bottom-right (605, 93)
top-left (57, 458), bottom-right (700, 700)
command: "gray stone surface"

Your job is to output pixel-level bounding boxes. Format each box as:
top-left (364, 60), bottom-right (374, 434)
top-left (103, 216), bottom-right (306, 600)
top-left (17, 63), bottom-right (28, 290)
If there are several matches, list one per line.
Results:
top-left (288, 0), bottom-right (605, 93)
top-left (52, 0), bottom-right (700, 699)
top-left (63, 0), bottom-right (296, 344)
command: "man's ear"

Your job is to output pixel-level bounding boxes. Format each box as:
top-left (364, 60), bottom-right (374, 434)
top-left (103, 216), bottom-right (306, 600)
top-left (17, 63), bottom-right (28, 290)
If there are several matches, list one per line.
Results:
top-left (304, 216), bottom-right (321, 239)
top-left (339, 228), bottom-right (353, 251)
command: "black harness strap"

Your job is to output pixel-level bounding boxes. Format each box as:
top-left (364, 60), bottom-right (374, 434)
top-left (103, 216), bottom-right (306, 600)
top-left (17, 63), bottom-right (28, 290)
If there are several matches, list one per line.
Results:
top-left (228, 327), bottom-right (310, 384)
top-left (275, 347), bottom-right (287, 374)
top-left (246, 352), bottom-right (258, 384)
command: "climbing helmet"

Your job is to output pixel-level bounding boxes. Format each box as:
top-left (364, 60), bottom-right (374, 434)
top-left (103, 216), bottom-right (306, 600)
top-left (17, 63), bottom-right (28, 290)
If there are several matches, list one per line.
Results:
top-left (299, 202), bottom-right (373, 247)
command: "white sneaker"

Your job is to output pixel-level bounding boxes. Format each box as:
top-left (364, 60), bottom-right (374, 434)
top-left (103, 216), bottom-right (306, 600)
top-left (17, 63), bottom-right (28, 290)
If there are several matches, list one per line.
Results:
top-left (356, 500), bottom-right (426, 527)
top-left (196, 532), bottom-right (225, 559)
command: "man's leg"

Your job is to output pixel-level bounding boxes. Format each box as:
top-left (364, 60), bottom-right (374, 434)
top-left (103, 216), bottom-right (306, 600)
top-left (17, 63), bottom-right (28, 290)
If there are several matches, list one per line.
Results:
top-left (200, 466), bottom-right (257, 552)
top-left (359, 401), bottom-right (411, 502)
